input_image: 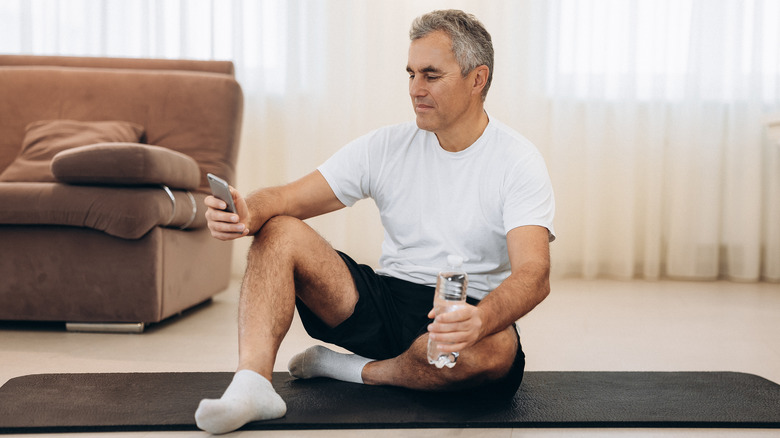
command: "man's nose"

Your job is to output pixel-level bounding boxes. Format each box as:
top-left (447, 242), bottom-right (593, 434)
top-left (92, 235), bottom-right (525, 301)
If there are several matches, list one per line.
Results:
top-left (409, 77), bottom-right (426, 97)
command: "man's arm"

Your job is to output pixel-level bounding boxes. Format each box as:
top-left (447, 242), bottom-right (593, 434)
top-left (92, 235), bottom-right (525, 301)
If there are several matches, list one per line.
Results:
top-left (205, 170), bottom-right (345, 240)
top-left (427, 225), bottom-right (551, 352)
top-left (477, 225), bottom-right (551, 335)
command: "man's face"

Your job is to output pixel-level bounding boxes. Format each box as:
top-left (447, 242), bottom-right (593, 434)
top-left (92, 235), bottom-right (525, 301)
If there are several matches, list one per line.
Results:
top-left (406, 31), bottom-right (475, 134)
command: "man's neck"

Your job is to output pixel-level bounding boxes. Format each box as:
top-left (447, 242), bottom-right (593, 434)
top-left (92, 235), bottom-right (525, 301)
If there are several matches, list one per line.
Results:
top-left (435, 108), bottom-right (489, 153)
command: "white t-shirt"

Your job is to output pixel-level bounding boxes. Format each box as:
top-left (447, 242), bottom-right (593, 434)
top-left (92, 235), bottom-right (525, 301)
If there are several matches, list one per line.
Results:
top-left (317, 117), bottom-right (555, 300)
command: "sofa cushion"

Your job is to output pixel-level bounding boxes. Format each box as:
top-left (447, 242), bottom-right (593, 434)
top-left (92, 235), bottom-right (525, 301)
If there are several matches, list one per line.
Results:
top-left (0, 183), bottom-right (207, 239)
top-left (51, 143), bottom-right (201, 189)
top-left (0, 120), bottom-right (144, 182)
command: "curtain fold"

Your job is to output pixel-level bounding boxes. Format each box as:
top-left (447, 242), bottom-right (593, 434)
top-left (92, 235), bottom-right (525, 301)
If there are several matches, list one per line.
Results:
top-left (1, 0), bottom-right (778, 281)
top-left (535, 0), bottom-right (779, 281)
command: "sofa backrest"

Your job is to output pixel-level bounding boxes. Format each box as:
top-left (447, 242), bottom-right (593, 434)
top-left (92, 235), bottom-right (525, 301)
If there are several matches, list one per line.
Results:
top-left (0, 57), bottom-right (243, 191)
top-left (0, 55), bottom-right (235, 76)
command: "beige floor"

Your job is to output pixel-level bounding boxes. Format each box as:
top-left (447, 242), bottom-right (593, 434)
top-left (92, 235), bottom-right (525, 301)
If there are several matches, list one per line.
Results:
top-left (1, 278), bottom-right (779, 438)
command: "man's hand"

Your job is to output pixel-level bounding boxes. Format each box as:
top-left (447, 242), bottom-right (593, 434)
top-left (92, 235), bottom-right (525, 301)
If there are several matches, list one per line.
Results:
top-left (204, 171), bottom-right (346, 242)
top-left (427, 303), bottom-right (486, 354)
top-left (205, 185), bottom-right (252, 240)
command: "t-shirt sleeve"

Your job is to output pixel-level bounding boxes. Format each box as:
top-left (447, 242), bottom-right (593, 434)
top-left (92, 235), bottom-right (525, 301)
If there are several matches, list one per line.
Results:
top-left (503, 152), bottom-right (556, 242)
top-left (317, 132), bottom-right (372, 207)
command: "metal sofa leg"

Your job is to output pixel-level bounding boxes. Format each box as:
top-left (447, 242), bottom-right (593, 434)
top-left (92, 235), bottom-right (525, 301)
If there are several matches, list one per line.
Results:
top-left (65, 322), bottom-right (146, 333)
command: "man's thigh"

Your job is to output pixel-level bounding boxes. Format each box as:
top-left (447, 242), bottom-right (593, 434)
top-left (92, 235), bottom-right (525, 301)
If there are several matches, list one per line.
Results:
top-left (296, 252), bottom-right (436, 360)
top-left (256, 215), bottom-right (359, 328)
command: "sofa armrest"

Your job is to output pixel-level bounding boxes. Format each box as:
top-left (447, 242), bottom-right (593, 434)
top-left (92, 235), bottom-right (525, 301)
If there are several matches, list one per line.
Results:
top-left (0, 183), bottom-right (207, 239)
top-left (51, 143), bottom-right (201, 190)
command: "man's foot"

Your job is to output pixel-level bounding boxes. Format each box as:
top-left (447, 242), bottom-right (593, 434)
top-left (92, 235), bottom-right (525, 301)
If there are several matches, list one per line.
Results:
top-left (288, 345), bottom-right (371, 384)
top-left (195, 370), bottom-right (286, 434)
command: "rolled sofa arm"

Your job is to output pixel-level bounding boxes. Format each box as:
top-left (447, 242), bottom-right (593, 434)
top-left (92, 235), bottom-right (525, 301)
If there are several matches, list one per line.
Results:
top-left (0, 183), bottom-right (208, 239)
top-left (0, 143), bottom-right (209, 239)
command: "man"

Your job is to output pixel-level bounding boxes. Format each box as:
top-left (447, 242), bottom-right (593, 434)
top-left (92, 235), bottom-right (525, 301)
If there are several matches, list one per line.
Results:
top-left (196, 9), bottom-right (555, 435)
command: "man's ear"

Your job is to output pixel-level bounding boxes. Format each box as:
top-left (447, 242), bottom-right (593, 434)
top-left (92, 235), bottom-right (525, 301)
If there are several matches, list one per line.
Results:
top-left (470, 65), bottom-right (489, 97)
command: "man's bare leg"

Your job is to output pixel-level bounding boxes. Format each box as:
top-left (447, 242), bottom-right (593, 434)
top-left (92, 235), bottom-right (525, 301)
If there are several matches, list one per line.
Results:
top-left (196, 216), bottom-right (359, 434)
top-left (237, 216), bottom-right (359, 378)
top-left (290, 324), bottom-right (519, 391)
top-left (363, 326), bottom-right (518, 390)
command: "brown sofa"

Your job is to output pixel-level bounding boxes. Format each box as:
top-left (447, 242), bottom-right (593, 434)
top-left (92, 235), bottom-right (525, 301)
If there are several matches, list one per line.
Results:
top-left (0, 55), bottom-right (243, 332)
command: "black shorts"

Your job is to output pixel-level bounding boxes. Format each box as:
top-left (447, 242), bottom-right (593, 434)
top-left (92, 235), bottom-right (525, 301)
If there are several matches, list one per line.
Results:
top-left (295, 251), bottom-right (525, 397)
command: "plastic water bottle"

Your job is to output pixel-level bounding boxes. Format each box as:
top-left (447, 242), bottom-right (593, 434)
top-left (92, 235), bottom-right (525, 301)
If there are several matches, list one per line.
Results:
top-left (427, 255), bottom-right (468, 369)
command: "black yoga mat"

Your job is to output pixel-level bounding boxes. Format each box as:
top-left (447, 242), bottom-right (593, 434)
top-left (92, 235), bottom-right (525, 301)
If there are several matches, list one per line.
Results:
top-left (1, 371), bottom-right (779, 433)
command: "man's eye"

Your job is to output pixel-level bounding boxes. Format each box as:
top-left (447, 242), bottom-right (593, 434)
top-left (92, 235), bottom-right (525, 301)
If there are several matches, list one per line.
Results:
top-left (427, 76), bottom-right (439, 81)
top-left (409, 74), bottom-right (415, 79)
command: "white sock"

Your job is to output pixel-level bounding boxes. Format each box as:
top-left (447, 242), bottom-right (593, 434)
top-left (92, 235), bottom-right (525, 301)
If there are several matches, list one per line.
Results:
top-left (194, 369), bottom-right (286, 435)
top-left (287, 345), bottom-right (372, 384)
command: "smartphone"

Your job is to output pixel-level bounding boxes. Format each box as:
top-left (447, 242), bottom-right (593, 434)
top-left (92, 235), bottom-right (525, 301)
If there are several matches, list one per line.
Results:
top-left (207, 173), bottom-right (237, 213)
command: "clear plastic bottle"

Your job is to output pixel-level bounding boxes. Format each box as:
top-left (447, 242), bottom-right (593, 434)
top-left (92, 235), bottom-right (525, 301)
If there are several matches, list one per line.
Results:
top-left (427, 255), bottom-right (469, 369)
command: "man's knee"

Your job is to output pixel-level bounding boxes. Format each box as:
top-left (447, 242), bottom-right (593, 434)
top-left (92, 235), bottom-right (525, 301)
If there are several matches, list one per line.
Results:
top-left (389, 329), bottom-right (514, 391)
top-left (256, 215), bottom-right (306, 240)
top-left (478, 326), bottom-right (519, 378)
top-left (433, 327), bottom-right (518, 389)
top-left (249, 216), bottom-right (306, 254)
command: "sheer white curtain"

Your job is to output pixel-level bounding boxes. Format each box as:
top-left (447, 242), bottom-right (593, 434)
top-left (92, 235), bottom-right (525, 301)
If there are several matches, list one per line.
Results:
top-left (2, 0), bottom-right (778, 281)
top-left (534, 0), bottom-right (780, 281)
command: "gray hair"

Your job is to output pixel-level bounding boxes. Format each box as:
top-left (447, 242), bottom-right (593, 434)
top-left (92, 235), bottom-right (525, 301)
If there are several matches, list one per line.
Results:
top-left (409, 9), bottom-right (494, 101)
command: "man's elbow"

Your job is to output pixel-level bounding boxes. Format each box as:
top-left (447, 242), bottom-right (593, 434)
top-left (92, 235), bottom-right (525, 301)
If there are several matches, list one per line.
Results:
top-left (538, 277), bottom-right (551, 301)
top-left (536, 264), bottom-right (551, 301)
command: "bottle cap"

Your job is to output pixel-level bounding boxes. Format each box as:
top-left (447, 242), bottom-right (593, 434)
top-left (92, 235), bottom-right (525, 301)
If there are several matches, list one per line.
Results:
top-left (447, 255), bottom-right (464, 267)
